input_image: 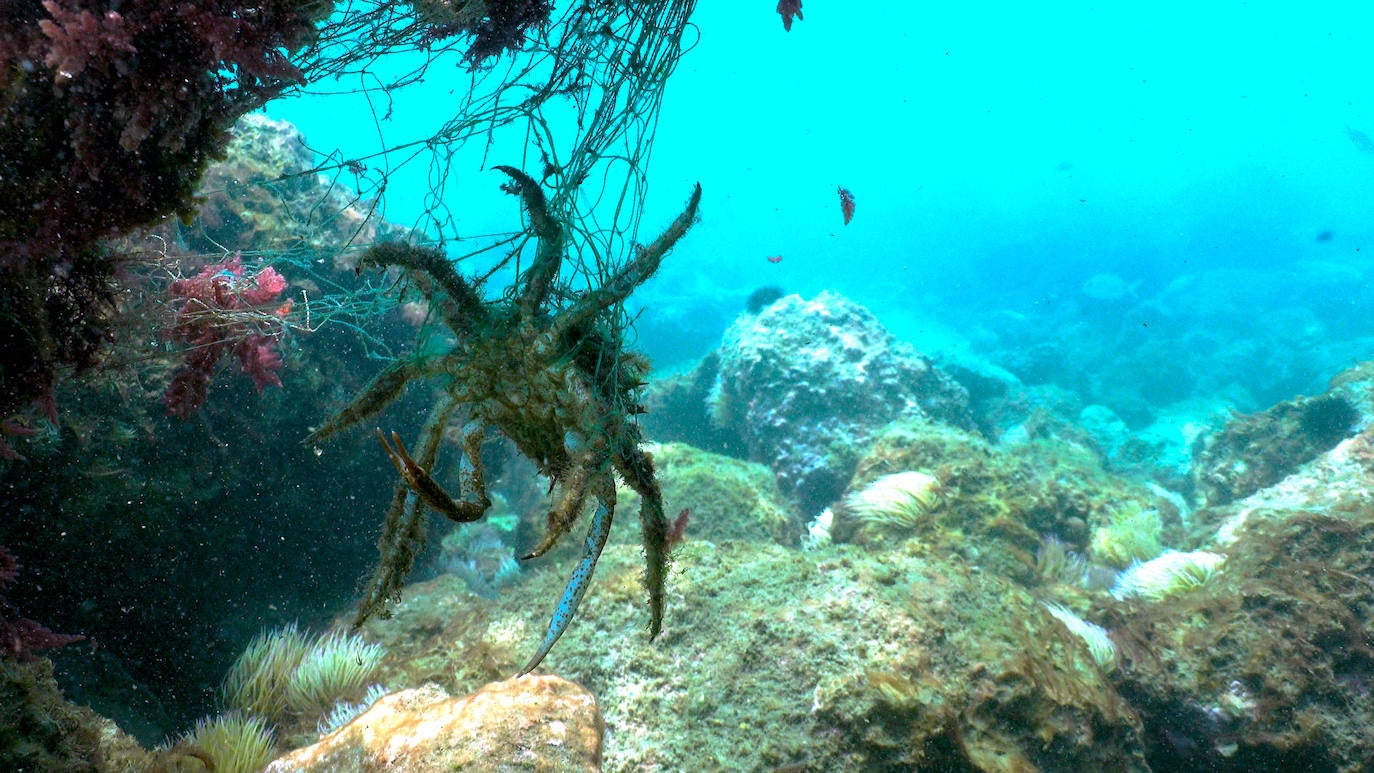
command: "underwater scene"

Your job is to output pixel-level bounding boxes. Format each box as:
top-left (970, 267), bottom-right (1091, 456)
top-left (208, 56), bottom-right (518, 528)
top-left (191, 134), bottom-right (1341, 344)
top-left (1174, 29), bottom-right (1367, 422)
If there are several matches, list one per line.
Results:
top-left (5, 0), bottom-right (1374, 771)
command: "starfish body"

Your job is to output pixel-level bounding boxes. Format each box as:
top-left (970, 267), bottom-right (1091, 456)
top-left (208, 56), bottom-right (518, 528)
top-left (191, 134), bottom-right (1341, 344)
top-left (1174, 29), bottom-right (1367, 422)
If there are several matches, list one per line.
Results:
top-left (314, 172), bottom-right (702, 674)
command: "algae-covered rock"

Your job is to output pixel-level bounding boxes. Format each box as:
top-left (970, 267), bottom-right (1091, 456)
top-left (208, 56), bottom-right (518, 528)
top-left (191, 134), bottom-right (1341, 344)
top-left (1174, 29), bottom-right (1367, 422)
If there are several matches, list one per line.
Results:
top-left (835, 417), bottom-right (1163, 583)
top-left (356, 541), bottom-right (1146, 771)
top-left (181, 113), bottom-right (406, 257)
top-left (709, 292), bottom-right (974, 514)
top-left (613, 442), bottom-right (799, 546)
top-left (266, 677), bottom-right (603, 772)
top-left (0, 658), bottom-right (152, 772)
top-left (1111, 509), bottom-right (1374, 772)
top-left (640, 353), bottom-right (744, 457)
top-left (1194, 413), bottom-right (1374, 549)
top-left (1192, 392), bottom-right (1360, 507)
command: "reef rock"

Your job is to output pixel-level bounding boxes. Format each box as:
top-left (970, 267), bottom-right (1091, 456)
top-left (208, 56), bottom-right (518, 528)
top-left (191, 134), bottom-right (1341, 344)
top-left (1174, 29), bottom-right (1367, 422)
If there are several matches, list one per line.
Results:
top-left (0, 658), bottom-right (151, 772)
top-left (1178, 360), bottom-right (1374, 543)
top-left (1114, 509), bottom-right (1374, 771)
top-left (181, 113), bottom-right (407, 257)
top-left (1191, 391), bottom-right (1361, 507)
top-left (362, 540), bottom-right (1147, 772)
top-left (613, 442), bottom-right (799, 546)
top-left (1108, 405), bottom-right (1374, 770)
top-left (265, 675), bottom-right (603, 772)
top-left (709, 291), bottom-right (972, 514)
top-left (833, 417), bottom-right (1164, 580)
top-left (1201, 410), bottom-right (1374, 547)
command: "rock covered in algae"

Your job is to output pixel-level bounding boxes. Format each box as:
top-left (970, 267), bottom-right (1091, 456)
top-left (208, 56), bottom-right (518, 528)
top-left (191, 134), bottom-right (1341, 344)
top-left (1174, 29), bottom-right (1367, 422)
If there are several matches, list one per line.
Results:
top-left (610, 442), bottom-right (800, 546)
top-left (177, 113), bottom-right (408, 257)
top-left (1187, 360), bottom-right (1374, 511)
top-left (1191, 391), bottom-right (1361, 507)
top-left (355, 540), bottom-right (1147, 771)
top-left (265, 676), bottom-right (602, 772)
top-left (708, 291), bottom-right (973, 514)
top-left (0, 658), bottom-right (151, 772)
top-left (1201, 409), bottom-right (1374, 547)
top-left (833, 417), bottom-right (1164, 582)
top-left (1100, 407), bottom-right (1374, 770)
top-left (1111, 508), bottom-right (1374, 771)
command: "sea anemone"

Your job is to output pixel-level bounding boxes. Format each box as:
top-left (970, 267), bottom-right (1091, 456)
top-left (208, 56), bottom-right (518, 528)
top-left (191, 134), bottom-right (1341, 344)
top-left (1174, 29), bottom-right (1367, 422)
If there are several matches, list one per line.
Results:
top-left (222, 624), bottom-right (310, 722)
top-left (285, 630), bottom-right (386, 716)
top-left (316, 683), bottom-right (390, 737)
top-left (180, 712), bottom-right (276, 773)
top-left (223, 624), bottom-right (385, 726)
top-left (1034, 535), bottom-right (1088, 585)
top-left (705, 373), bottom-right (736, 429)
top-left (1111, 549), bottom-right (1225, 601)
top-left (1089, 504), bottom-right (1163, 569)
top-left (802, 507), bottom-right (835, 551)
top-left (844, 470), bottom-right (944, 530)
top-left (1042, 601), bottom-right (1117, 671)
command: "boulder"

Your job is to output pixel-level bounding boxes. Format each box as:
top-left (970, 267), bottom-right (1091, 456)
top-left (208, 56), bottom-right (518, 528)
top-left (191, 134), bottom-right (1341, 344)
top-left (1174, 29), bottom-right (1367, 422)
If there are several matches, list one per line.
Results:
top-left (266, 675), bottom-right (603, 772)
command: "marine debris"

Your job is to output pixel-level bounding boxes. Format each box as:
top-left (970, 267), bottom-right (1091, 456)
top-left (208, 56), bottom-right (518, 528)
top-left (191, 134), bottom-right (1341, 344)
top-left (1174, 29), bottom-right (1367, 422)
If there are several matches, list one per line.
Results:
top-left (308, 170), bottom-right (701, 674)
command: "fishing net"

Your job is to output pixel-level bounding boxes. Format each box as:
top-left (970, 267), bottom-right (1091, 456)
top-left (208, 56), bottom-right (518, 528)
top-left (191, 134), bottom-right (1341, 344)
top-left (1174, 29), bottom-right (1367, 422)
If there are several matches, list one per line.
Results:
top-left (291, 0), bottom-right (700, 292)
top-left (105, 0), bottom-right (700, 423)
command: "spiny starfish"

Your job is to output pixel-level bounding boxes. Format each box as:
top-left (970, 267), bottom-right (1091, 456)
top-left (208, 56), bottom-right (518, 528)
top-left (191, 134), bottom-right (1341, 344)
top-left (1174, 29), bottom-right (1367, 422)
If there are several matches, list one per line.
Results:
top-left (309, 168), bottom-right (701, 673)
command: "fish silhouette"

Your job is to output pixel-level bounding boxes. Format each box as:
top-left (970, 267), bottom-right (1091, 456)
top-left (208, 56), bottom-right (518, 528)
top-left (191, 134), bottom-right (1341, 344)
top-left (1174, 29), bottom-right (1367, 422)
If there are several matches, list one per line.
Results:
top-left (838, 186), bottom-right (855, 225)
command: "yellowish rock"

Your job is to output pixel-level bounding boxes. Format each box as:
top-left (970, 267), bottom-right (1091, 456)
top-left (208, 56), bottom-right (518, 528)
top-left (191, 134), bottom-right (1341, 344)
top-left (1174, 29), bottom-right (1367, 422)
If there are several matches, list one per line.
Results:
top-left (265, 675), bottom-right (603, 772)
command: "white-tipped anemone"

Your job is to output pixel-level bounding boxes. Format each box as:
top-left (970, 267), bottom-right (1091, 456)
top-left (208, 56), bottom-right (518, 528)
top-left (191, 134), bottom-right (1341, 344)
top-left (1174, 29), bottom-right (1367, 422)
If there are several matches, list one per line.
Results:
top-left (286, 630), bottom-right (386, 716)
top-left (1112, 549), bottom-right (1225, 601)
top-left (223, 624), bottom-right (385, 727)
top-left (180, 712), bottom-right (276, 773)
top-left (1042, 601), bottom-right (1117, 671)
top-left (844, 470), bottom-right (944, 530)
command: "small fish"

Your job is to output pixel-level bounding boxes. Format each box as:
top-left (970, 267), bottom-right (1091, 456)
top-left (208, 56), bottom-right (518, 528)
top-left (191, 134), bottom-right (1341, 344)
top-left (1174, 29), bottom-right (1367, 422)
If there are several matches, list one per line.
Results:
top-left (777, 0), bottom-right (803, 31)
top-left (767, 255), bottom-right (783, 264)
top-left (838, 186), bottom-right (855, 225)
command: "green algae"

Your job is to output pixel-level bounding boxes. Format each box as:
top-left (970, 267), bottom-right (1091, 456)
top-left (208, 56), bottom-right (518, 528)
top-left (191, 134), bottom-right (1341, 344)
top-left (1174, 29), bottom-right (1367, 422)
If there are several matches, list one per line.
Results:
top-left (837, 418), bottom-right (1161, 587)
top-left (612, 442), bottom-right (800, 547)
top-left (362, 537), bottom-right (1146, 770)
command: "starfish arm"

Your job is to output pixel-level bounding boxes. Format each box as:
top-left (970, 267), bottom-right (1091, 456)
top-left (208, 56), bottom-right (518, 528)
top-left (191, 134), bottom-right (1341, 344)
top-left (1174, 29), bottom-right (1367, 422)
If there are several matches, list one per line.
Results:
top-left (494, 165), bottom-right (565, 317)
top-left (618, 445), bottom-right (668, 639)
top-left (518, 498), bottom-right (614, 676)
top-left (555, 182), bottom-right (700, 338)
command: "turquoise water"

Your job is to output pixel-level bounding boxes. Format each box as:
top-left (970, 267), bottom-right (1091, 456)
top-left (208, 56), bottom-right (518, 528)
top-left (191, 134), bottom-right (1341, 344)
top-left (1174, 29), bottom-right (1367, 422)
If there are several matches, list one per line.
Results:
top-left (271, 2), bottom-right (1374, 397)
top-left (8, 3), bottom-right (1374, 767)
